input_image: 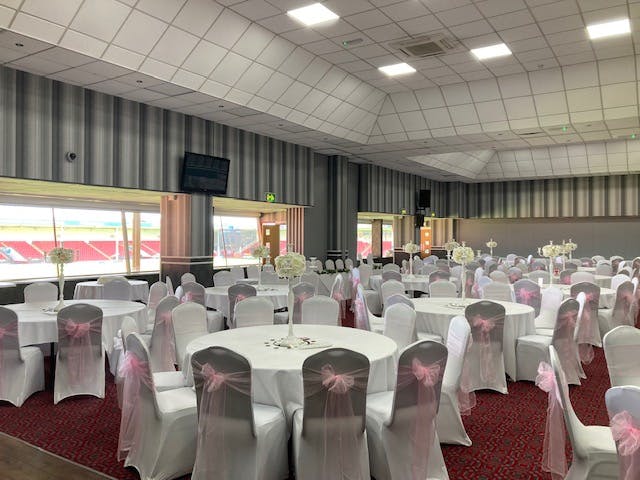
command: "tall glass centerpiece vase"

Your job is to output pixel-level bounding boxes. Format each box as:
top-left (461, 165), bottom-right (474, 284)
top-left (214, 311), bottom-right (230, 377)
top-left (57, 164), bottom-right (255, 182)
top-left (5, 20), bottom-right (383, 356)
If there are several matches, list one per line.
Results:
top-left (444, 239), bottom-right (460, 267)
top-left (251, 245), bottom-right (270, 291)
top-left (486, 239), bottom-right (497, 258)
top-left (452, 244), bottom-right (475, 304)
top-left (403, 242), bottom-right (420, 277)
top-left (565, 239), bottom-right (577, 261)
top-left (274, 251), bottom-right (307, 348)
top-left (542, 242), bottom-right (561, 285)
top-left (48, 247), bottom-right (74, 311)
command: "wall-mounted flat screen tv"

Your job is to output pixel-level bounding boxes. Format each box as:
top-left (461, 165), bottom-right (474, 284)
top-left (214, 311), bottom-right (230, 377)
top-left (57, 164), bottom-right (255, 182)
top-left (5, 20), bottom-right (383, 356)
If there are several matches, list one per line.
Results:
top-left (180, 152), bottom-right (230, 196)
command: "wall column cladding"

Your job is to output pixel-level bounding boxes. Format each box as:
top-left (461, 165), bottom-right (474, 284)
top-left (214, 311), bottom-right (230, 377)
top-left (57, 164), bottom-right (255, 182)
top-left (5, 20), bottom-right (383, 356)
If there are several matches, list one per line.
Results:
top-left (326, 155), bottom-right (358, 258)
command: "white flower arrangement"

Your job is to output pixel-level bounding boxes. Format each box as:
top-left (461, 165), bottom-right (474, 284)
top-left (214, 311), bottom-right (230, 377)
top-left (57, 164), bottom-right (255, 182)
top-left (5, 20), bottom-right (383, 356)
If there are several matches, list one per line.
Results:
top-left (275, 252), bottom-right (306, 279)
top-left (444, 240), bottom-right (460, 252)
top-left (541, 244), bottom-right (563, 258)
top-left (564, 241), bottom-right (577, 253)
top-left (48, 247), bottom-right (74, 264)
top-left (251, 245), bottom-right (270, 258)
top-left (452, 245), bottom-right (475, 265)
top-left (486, 240), bottom-right (497, 248)
top-left (403, 242), bottom-right (420, 254)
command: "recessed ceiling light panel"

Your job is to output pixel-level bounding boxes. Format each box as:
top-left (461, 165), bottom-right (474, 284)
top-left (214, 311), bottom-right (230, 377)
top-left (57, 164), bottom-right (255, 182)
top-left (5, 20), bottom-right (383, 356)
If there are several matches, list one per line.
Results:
top-left (587, 18), bottom-right (631, 40)
top-left (378, 62), bottom-right (416, 76)
top-left (470, 43), bottom-right (512, 60)
top-left (287, 3), bottom-right (339, 26)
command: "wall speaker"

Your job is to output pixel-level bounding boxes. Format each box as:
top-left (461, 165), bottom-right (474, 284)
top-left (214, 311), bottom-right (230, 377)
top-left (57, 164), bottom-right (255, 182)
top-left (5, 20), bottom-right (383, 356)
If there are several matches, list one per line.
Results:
top-left (418, 189), bottom-right (431, 208)
top-left (415, 213), bottom-right (425, 228)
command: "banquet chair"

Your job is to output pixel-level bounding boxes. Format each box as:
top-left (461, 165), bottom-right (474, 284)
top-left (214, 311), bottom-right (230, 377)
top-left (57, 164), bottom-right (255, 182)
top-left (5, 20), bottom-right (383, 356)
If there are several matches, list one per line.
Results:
top-left (449, 265), bottom-right (462, 280)
top-left (463, 301), bottom-right (507, 393)
top-left (325, 259), bottom-right (335, 271)
top-left (23, 282), bottom-right (58, 302)
top-left (571, 282), bottom-right (602, 361)
top-left (476, 276), bottom-right (492, 298)
top-left (381, 280), bottom-right (406, 307)
top-left (559, 270), bottom-right (574, 285)
top-left (228, 283), bottom-right (257, 328)
top-left (353, 285), bottom-right (373, 331)
top-left (165, 276), bottom-right (174, 296)
top-left (513, 279), bottom-right (542, 317)
top-left (366, 341), bottom-right (450, 479)
top-left (262, 263), bottom-right (275, 273)
top-left (358, 263), bottom-right (373, 289)
top-left (506, 253), bottom-right (517, 265)
top-left (235, 297), bottom-right (273, 328)
top-left (430, 280), bottom-right (457, 298)
top-left (530, 260), bottom-right (547, 271)
top-left (149, 295), bottom-right (181, 372)
top-left (421, 264), bottom-right (438, 276)
top-left (213, 270), bottom-right (235, 287)
top-left (292, 348), bottom-right (371, 480)
top-left (581, 257), bottom-right (594, 267)
top-left (605, 385), bottom-right (640, 480)
top-left (436, 316), bottom-right (472, 446)
top-left (603, 326), bottom-right (640, 388)
top-left (119, 333), bottom-right (197, 480)
top-left (381, 263), bottom-right (400, 273)
top-left (147, 281), bottom-right (168, 319)
top-left (54, 303), bottom-right (105, 404)
top-left (301, 296), bottom-right (339, 326)
top-left (383, 303), bottom-right (417, 351)
top-left (516, 298), bottom-right (583, 384)
top-left (482, 282), bottom-right (513, 302)
top-left (489, 270), bottom-right (509, 284)
top-left (260, 271), bottom-right (281, 284)
top-left (429, 270), bottom-right (451, 283)
top-left (345, 258), bottom-right (354, 270)
top-left (0, 307), bottom-right (44, 407)
top-left (599, 281), bottom-right (636, 336)
top-left (401, 259), bottom-right (408, 273)
top-left (230, 266), bottom-right (245, 281)
top-left (566, 260), bottom-right (581, 270)
top-left (507, 267), bottom-right (523, 284)
top-left (300, 272), bottom-right (319, 293)
top-left (385, 293), bottom-right (414, 310)
top-left (535, 287), bottom-right (564, 336)
top-left (181, 281), bottom-right (224, 333)
top-left (246, 264), bottom-right (260, 279)
top-left (335, 259), bottom-right (345, 271)
top-left (571, 271), bottom-right (596, 284)
top-left (547, 346), bottom-right (619, 479)
top-left (172, 302), bottom-right (208, 371)
top-left (611, 256), bottom-right (624, 273)
top-left (103, 278), bottom-right (133, 301)
top-left (596, 263), bottom-right (613, 276)
top-left (279, 282), bottom-right (315, 325)
top-left (97, 275), bottom-right (128, 284)
top-left (180, 272), bottom-right (196, 285)
top-left (190, 346), bottom-right (288, 480)
top-left (381, 270), bottom-right (402, 282)
top-left (618, 266), bottom-right (633, 277)
top-left (529, 270), bottom-right (550, 284)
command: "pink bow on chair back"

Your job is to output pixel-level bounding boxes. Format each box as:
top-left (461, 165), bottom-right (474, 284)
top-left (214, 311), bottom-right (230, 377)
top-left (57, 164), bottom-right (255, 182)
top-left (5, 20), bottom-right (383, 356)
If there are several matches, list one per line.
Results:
top-left (535, 362), bottom-right (566, 480)
top-left (154, 311), bottom-right (176, 371)
top-left (181, 291), bottom-right (194, 303)
top-left (321, 367), bottom-right (355, 394)
top-left (471, 314), bottom-right (497, 383)
top-left (611, 411), bottom-right (640, 480)
top-left (61, 318), bottom-right (97, 387)
top-left (353, 296), bottom-right (369, 331)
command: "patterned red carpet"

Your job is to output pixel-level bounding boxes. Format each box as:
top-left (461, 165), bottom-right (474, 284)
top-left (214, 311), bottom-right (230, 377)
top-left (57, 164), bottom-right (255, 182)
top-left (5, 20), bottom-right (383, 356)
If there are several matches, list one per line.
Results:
top-left (0, 344), bottom-right (611, 479)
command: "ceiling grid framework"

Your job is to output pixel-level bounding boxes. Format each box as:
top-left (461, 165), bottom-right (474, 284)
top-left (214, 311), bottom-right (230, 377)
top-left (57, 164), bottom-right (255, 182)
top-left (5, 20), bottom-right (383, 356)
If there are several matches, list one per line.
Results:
top-left (0, 0), bottom-right (638, 181)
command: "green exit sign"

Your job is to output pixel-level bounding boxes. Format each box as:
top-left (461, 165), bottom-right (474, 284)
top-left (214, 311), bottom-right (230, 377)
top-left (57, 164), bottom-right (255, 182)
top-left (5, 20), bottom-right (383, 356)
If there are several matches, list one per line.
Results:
top-left (400, 208), bottom-right (407, 215)
top-left (265, 192), bottom-right (276, 203)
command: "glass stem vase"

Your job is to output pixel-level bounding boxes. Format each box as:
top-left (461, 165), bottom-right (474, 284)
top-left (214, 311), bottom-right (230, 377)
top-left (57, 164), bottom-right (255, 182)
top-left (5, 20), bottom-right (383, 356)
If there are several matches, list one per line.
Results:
top-left (55, 264), bottom-right (65, 311)
top-left (461, 267), bottom-right (466, 301)
top-left (549, 258), bottom-right (553, 285)
top-left (257, 261), bottom-right (262, 290)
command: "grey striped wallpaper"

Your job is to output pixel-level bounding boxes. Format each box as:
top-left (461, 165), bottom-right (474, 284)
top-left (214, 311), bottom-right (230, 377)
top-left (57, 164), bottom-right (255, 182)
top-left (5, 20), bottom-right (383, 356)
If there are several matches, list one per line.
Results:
top-left (0, 66), bottom-right (313, 206)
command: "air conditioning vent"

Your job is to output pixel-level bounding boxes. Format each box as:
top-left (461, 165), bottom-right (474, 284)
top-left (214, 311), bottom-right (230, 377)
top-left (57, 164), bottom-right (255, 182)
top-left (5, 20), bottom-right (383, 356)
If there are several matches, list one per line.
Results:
top-left (389, 34), bottom-right (461, 58)
top-left (518, 131), bottom-right (545, 136)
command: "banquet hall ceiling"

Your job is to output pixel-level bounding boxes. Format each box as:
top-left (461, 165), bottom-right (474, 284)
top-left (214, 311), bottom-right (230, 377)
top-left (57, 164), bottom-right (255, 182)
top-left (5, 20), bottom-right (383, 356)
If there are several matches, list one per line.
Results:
top-left (0, 0), bottom-right (639, 182)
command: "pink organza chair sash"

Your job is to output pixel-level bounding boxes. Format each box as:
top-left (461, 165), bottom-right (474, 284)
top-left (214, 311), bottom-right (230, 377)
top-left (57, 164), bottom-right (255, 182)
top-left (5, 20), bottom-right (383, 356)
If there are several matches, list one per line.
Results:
top-left (303, 363), bottom-right (369, 480)
top-left (353, 295), bottom-right (369, 331)
top-left (117, 351), bottom-right (152, 461)
top-left (58, 317), bottom-right (101, 386)
top-left (350, 274), bottom-right (361, 312)
top-left (294, 291), bottom-right (313, 324)
top-left (613, 284), bottom-right (637, 328)
top-left (611, 410), bottom-right (640, 480)
top-left (155, 310), bottom-right (176, 370)
top-left (553, 305), bottom-right (581, 383)
top-left (0, 319), bottom-right (18, 392)
top-left (331, 278), bottom-right (346, 321)
top-left (458, 335), bottom-right (476, 415)
top-left (192, 362), bottom-right (252, 478)
top-left (535, 362), bottom-right (566, 480)
top-left (395, 358), bottom-right (444, 480)
top-left (470, 313), bottom-right (499, 384)
top-left (572, 286), bottom-right (600, 364)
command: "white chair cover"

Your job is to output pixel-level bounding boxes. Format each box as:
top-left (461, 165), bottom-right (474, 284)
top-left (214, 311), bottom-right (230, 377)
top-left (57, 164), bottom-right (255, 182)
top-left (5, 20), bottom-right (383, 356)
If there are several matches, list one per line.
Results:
top-left (571, 271), bottom-right (596, 284)
top-left (118, 333), bottom-right (197, 479)
top-left (535, 287), bottom-right (564, 335)
top-left (571, 281), bottom-right (602, 363)
top-left (291, 282), bottom-right (316, 325)
top-left (476, 276), bottom-right (492, 298)
top-left (383, 303), bottom-right (417, 351)
top-left (54, 303), bottom-right (105, 404)
top-left (300, 273), bottom-right (319, 293)
top-left (385, 294), bottom-right (414, 310)
top-left (213, 271), bottom-right (235, 287)
top-left (596, 263), bottom-right (613, 276)
top-left (229, 266), bottom-right (245, 281)
top-left (149, 296), bottom-right (181, 372)
top-left (436, 316), bottom-right (472, 446)
top-left (429, 280), bottom-right (457, 298)
top-left (359, 263), bottom-right (373, 289)
top-left (190, 346), bottom-right (288, 480)
top-left (382, 270), bottom-right (402, 282)
top-left (382, 263), bottom-right (400, 273)
top-left (599, 281), bottom-right (637, 336)
top-left (330, 274), bottom-right (346, 321)
top-left (293, 348), bottom-right (371, 480)
top-left (513, 279), bottom-right (541, 317)
top-left (381, 280), bottom-right (406, 307)
top-left (529, 270), bottom-right (550, 284)
top-left (603, 326), bottom-right (640, 388)
top-left (103, 278), bottom-right (133, 301)
top-left (421, 264), bottom-right (439, 276)
top-left (301, 296), bottom-right (340, 326)
top-left (227, 284), bottom-right (257, 328)
top-left (507, 267), bottom-right (523, 284)
top-left (353, 285), bottom-right (372, 331)
top-left (429, 271), bottom-right (451, 284)
top-left (260, 271), bottom-right (279, 284)
top-left (489, 270), bottom-right (509, 284)
top-left (335, 259), bottom-right (345, 271)
top-left (181, 272), bottom-right (196, 285)
top-left (0, 307), bottom-right (44, 406)
top-left (482, 282), bottom-right (513, 302)
top-left (147, 281), bottom-right (168, 318)
top-left (325, 259), bottom-right (335, 271)
top-left (366, 341), bottom-right (450, 479)
top-left (605, 385), bottom-right (640, 480)
top-left (24, 282), bottom-right (58, 302)
top-left (246, 264), bottom-right (260, 279)
top-left (165, 276), bottom-right (174, 296)
top-left (235, 297), bottom-right (274, 328)
top-left (345, 258), bottom-right (354, 270)
top-left (172, 302), bottom-right (208, 371)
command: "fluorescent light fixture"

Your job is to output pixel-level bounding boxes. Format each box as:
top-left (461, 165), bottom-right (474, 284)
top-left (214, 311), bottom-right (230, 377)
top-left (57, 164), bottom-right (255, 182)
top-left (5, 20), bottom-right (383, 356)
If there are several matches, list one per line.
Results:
top-left (587, 18), bottom-right (630, 39)
top-left (287, 3), bottom-right (339, 26)
top-left (471, 43), bottom-right (512, 60)
top-left (378, 62), bottom-right (416, 76)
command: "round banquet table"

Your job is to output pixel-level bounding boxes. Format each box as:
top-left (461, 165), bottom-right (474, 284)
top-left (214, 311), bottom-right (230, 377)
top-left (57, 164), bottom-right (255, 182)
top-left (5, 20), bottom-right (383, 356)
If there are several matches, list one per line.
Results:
top-left (578, 267), bottom-right (596, 273)
top-left (315, 272), bottom-right (352, 299)
top-left (370, 274), bottom-right (460, 297)
top-left (184, 324), bottom-right (397, 421)
top-left (5, 299), bottom-right (147, 354)
top-left (544, 285), bottom-right (616, 309)
top-left (205, 284), bottom-right (289, 317)
top-left (412, 297), bottom-right (535, 381)
top-left (73, 280), bottom-right (150, 302)
top-left (524, 273), bottom-right (611, 289)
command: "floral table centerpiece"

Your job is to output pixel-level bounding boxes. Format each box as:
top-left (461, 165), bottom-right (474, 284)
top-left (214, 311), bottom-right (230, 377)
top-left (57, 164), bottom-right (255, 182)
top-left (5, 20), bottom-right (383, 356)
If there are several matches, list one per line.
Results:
top-left (251, 245), bottom-right (270, 290)
top-left (541, 242), bottom-right (563, 284)
top-left (564, 239), bottom-right (577, 261)
top-left (49, 246), bottom-right (74, 311)
top-left (486, 238), bottom-right (497, 257)
top-left (274, 251), bottom-right (307, 348)
top-left (452, 243), bottom-right (475, 303)
top-left (444, 239), bottom-right (460, 266)
top-left (403, 242), bottom-right (420, 277)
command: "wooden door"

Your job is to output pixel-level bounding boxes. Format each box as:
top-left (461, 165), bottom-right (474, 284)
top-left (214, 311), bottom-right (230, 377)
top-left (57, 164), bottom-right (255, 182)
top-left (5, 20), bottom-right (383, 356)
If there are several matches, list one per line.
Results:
top-left (262, 224), bottom-right (280, 264)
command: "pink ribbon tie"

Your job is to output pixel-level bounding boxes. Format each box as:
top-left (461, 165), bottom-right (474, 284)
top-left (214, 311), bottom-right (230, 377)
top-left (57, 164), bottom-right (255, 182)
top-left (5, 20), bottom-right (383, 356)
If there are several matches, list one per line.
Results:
top-left (65, 320), bottom-right (90, 338)
top-left (201, 364), bottom-right (228, 392)
top-left (321, 366), bottom-right (354, 394)
top-left (412, 358), bottom-right (440, 387)
top-left (611, 411), bottom-right (640, 456)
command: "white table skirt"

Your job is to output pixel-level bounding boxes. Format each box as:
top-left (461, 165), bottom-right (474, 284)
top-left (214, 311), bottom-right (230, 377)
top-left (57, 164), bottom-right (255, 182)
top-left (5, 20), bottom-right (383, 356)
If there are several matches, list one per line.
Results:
top-left (525, 273), bottom-right (611, 289)
top-left (316, 272), bottom-right (352, 299)
top-left (6, 299), bottom-right (148, 354)
top-left (73, 280), bottom-right (150, 302)
top-left (184, 324), bottom-right (397, 421)
top-left (370, 274), bottom-right (460, 297)
top-left (412, 297), bottom-right (535, 381)
top-left (205, 284), bottom-right (289, 317)
top-left (551, 285), bottom-right (616, 309)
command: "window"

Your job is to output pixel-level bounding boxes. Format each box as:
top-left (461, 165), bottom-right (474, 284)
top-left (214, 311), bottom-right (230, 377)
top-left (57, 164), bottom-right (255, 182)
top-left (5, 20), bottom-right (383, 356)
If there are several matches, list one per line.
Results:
top-left (0, 204), bottom-right (160, 281)
top-left (382, 223), bottom-right (394, 257)
top-left (213, 215), bottom-right (260, 268)
top-left (357, 223), bottom-right (372, 258)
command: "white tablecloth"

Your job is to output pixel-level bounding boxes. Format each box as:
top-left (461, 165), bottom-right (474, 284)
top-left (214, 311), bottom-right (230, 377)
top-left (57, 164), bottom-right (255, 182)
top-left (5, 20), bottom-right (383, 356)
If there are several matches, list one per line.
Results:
top-left (370, 274), bottom-right (460, 297)
top-left (73, 280), bottom-right (150, 302)
top-left (184, 324), bottom-right (397, 420)
top-left (205, 284), bottom-right (289, 317)
top-left (578, 267), bottom-right (596, 272)
top-left (525, 273), bottom-right (611, 289)
top-left (316, 272), bottom-right (352, 299)
top-left (5, 299), bottom-right (147, 354)
top-left (548, 285), bottom-right (616, 309)
top-left (412, 297), bottom-right (535, 381)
